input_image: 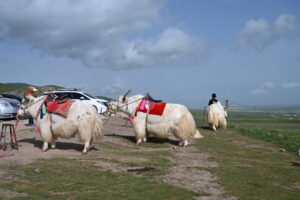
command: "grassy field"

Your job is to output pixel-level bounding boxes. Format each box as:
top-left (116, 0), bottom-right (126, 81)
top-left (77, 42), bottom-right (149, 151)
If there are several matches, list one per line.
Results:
top-left (195, 129), bottom-right (300, 200)
top-left (0, 108), bottom-right (299, 200)
top-left (0, 158), bottom-right (198, 200)
top-left (192, 107), bottom-right (300, 153)
top-left (192, 108), bottom-right (300, 200)
top-left (228, 109), bottom-right (300, 153)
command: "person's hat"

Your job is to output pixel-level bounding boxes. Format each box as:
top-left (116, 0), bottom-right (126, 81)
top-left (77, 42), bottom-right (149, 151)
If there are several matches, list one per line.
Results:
top-left (212, 93), bottom-right (216, 98)
top-left (27, 86), bottom-right (38, 92)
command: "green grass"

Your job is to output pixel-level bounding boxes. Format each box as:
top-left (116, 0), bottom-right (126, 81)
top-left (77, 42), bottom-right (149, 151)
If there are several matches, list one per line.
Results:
top-left (0, 158), bottom-right (197, 200)
top-left (1, 108), bottom-right (299, 200)
top-left (195, 129), bottom-right (300, 200)
top-left (191, 109), bottom-right (300, 200)
top-left (229, 124), bottom-right (300, 153)
top-left (0, 83), bottom-right (22, 93)
top-left (192, 109), bottom-right (300, 153)
top-left (228, 111), bottom-right (300, 124)
top-left (91, 141), bottom-right (172, 167)
top-left (227, 110), bottom-right (300, 153)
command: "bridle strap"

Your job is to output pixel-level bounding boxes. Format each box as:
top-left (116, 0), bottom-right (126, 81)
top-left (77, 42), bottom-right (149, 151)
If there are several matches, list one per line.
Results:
top-left (117, 96), bottom-right (146, 109)
top-left (21, 96), bottom-right (47, 119)
top-left (22, 96), bottom-right (46, 110)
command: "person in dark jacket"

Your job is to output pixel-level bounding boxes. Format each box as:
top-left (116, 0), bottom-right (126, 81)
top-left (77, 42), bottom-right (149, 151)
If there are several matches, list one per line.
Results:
top-left (208, 93), bottom-right (218, 106)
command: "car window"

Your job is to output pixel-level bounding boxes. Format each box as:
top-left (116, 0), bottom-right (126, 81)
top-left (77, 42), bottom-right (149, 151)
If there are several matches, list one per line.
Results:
top-left (54, 92), bottom-right (68, 99)
top-left (52, 92), bottom-right (90, 100)
top-left (72, 93), bottom-right (89, 100)
top-left (83, 93), bottom-right (96, 99)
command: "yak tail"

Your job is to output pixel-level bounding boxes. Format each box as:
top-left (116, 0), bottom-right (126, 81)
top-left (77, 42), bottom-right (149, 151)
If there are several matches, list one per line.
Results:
top-left (208, 110), bottom-right (218, 131)
top-left (93, 114), bottom-right (104, 138)
top-left (193, 129), bottom-right (203, 139)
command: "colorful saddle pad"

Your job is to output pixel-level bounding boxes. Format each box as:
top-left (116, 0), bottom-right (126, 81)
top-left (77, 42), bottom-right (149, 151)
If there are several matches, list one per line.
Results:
top-left (46, 99), bottom-right (75, 117)
top-left (135, 99), bottom-right (167, 116)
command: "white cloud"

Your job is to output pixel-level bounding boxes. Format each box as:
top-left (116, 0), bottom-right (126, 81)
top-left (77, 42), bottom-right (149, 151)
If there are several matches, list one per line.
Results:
top-left (282, 82), bottom-right (300, 89)
top-left (251, 82), bottom-right (275, 95)
top-left (239, 14), bottom-right (297, 51)
top-left (251, 88), bottom-right (265, 94)
top-left (0, 0), bottom-right (207, 69)
top-left (120, 27), bottom-right (207, 68)
top-left (101, 78), bottom-right (128, 96)
top-left (263, 82), bottom-right (275, 89)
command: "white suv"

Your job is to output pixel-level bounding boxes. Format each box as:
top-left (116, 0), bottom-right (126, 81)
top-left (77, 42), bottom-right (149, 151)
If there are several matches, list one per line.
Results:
top-left (45, 89), bottom-right (108, 114)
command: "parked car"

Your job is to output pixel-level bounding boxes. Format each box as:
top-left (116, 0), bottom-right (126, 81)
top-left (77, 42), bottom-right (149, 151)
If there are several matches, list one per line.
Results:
top-left (0, 93), bottom-right (23, 103)
top-left (96, 96), bottom-right (114, 107)
top-left (44, 89), bottom-right (107, 114)
top-left (0, 97), bottom-right (20, 120)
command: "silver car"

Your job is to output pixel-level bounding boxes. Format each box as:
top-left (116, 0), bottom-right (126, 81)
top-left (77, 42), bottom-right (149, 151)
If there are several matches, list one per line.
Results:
top-left (0, 95), bottom-right (20, 119)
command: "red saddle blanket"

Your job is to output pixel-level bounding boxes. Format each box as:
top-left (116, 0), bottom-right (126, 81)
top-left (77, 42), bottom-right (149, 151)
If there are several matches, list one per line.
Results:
top-left (135, 99), bottom-right (167, 116)
top-left (46, 99), bottom-right (75, 117)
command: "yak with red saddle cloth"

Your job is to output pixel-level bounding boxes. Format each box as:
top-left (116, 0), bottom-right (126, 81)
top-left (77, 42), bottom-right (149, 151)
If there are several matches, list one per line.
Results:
top-left (135, 98), bottom-right (167, 116)
top-left (46, 98), bottom-right (75, 118)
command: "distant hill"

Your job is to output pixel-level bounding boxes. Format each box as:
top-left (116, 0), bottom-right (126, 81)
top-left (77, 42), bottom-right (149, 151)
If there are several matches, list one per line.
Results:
top-left (4, 82), bottom-right (32, 88)
top-left (1, 83), bottom-right (112, 100)
top-left (0, 83), bottom-right (64, 95)
top-left (0, 83), bottom-right (23, 93)
top-left (37, 85), bottom-right (64, 95)
top-left (96, 96), bottom-right (114, 101)
top-left (229, 105), bottom-right (300, 114)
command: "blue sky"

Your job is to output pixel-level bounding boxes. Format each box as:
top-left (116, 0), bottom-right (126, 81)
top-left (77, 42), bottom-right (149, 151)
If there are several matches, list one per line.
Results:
top-left (0, 0), bottom-right (299, 108)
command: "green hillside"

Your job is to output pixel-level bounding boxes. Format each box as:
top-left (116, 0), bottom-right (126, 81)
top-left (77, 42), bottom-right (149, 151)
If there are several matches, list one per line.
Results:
top-left (4, 82), bottom-right (32, 88)
top-left (0, 83), bottom-right (64, 95)
top-left (0, 83), bottom-right (22, 93)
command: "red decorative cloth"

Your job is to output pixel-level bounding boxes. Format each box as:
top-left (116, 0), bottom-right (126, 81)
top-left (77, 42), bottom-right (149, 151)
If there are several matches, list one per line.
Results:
top-left (46, 99), bottom-right (75, 117)
top-left (135, 99), bottom-right (167, 116)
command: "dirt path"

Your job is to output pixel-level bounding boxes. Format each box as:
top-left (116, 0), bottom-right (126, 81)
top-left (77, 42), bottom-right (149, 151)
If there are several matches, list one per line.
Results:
top-left (0, 117), bottom-right (235, 200)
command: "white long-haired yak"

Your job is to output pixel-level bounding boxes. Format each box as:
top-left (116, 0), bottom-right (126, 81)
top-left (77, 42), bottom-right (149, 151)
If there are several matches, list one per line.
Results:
top-left (207, 103), bottom-right (227, 131)
top-left (17, 95), bottom-right (104, 154)
top-left (108, 91), bottom-right (203, 146)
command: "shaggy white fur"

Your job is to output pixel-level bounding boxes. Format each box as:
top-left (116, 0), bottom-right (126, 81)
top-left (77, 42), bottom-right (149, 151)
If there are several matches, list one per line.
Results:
top-left (207, 103), bottom-right (227, 131)
top-left (109, 94), bottom-right (203, 146)
top-left (18, 96), bottom-right (104, 154)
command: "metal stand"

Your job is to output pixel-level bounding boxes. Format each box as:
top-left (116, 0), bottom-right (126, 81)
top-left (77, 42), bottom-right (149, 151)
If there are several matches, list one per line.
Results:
top-left (0, 124), bottom-right (18, 150)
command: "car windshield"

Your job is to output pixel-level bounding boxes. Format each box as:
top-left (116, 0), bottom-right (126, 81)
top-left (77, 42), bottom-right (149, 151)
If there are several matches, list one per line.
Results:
top-left (83, 93), bottom-right (96, 99)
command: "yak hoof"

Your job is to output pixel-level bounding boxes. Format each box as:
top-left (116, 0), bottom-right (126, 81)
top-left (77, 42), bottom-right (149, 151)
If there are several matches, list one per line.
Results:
top-left (41, 149), bottom-right (48, 152)
top-left (82, 151), bottom-right (88, 155)
top-left (136, 139), bottom-right (142, 145)
top-left (178, 141), bottom-right (188, 147)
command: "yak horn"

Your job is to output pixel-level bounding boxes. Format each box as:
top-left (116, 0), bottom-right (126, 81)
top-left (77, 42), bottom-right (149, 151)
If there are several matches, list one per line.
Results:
top-left (122, 90), bottom-right (132, 102)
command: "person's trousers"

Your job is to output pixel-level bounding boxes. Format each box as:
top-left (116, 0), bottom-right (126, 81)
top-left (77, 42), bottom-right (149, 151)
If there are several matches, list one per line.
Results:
top-left (28, 116), bottom-right (34, 125)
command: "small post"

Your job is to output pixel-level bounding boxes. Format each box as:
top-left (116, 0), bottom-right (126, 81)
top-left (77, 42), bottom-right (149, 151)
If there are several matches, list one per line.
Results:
top-left (203, 106), bottom-right (206, 123)
top-left (225, 99), bottom-right (229, 109)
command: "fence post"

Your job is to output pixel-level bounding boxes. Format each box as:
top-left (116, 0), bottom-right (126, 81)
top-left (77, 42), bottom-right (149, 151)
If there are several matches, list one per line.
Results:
top-left (203, 106), bottom-right (206, 123)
